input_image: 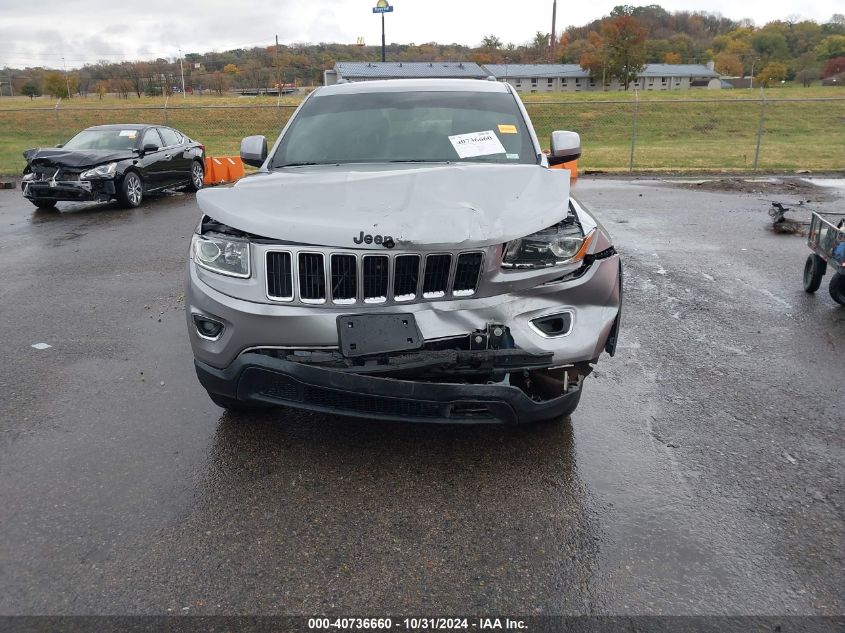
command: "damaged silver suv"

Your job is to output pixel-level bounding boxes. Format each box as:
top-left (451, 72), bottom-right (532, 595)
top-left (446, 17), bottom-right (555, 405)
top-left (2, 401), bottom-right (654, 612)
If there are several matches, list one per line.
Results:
top-left (185, 79), bottom-right (621, 424)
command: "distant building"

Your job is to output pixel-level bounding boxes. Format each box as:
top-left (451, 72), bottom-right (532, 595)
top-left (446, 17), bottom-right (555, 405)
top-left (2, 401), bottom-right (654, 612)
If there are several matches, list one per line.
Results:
top-left (324, 61), bottom-right (488, 85)
top-left (485, 62), bottom-right (720, 92)
top-left (324, 61), bottom-right (721, 92)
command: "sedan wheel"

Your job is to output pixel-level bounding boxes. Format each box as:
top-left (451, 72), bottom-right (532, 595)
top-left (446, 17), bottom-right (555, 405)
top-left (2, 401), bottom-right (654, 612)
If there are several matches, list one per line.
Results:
top-left (188, 161), bottom-right (204, 192)
top-left (118, 172), bottom-right (143, 208)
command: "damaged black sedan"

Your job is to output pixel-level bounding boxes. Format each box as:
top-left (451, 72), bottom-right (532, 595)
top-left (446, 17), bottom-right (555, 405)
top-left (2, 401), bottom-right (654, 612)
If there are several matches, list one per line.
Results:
top-left (21, 124), bottom-right (206, 209)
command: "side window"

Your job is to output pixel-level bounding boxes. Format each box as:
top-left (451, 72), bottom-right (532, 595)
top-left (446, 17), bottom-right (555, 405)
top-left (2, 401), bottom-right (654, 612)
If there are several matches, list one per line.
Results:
top-left (142, 128), bottom-right (163, 149)
top-left (158, 127), bottom-right (181, 147)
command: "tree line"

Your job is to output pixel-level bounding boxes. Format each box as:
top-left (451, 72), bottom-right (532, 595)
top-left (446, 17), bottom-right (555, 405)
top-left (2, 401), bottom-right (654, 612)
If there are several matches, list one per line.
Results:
top-left (4, 4), bottom-right (845, 99)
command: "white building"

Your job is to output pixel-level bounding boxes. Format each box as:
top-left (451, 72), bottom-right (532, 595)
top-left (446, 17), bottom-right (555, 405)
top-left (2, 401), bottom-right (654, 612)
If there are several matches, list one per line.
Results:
top-left (324, 61), bottom-right (721, 92)
top-left (484, 62), bottom-right (720, 92)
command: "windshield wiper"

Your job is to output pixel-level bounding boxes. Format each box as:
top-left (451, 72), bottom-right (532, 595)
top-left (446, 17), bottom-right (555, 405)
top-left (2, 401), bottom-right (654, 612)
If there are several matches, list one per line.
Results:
top-left (386, 159), bottom-right (451, 164)
top-left (276, 162), bottom-right (334, 168)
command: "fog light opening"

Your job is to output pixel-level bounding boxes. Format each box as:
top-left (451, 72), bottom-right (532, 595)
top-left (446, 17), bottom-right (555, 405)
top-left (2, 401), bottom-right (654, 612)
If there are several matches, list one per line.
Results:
top-left (530, 312), bottom-right (573, 338)
top-left (193, 314), bottom-right (225, 341)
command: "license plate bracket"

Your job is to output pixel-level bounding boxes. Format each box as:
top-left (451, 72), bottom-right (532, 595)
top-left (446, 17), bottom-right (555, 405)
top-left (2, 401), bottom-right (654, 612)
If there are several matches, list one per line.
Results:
top-left (337, 314), bottom-right (422, 358)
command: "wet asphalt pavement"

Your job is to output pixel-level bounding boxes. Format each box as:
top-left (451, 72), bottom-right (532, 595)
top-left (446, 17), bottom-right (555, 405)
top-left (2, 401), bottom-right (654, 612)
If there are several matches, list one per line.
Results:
top-left (0, 178), bottom-right (842, 616)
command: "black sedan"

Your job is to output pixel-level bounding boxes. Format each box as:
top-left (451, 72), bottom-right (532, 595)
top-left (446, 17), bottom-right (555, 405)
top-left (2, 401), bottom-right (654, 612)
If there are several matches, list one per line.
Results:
top-left (21, 124), bottom-right (206, 209)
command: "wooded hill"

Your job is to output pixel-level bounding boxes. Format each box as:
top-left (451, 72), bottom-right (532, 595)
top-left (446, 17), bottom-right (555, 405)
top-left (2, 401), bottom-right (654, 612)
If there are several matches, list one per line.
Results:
top-left (5, 4), bottom-right (845, 98)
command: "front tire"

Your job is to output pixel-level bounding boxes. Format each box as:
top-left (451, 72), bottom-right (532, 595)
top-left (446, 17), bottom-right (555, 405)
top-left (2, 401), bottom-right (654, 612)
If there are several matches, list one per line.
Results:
top-left (118, 171), bottom-right (143, 208)
top-left (187, 160), bottom-right (204, 192)
top-left (30, 199), bottom-right (57, 210)
top-left (803, 254), bottom-right (826, 293)
top-left (829, 273), bottom-right (845, 306)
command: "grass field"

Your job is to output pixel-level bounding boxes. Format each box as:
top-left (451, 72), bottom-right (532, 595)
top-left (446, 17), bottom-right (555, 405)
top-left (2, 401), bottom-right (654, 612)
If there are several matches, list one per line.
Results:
top-left (1, 86), bottom-right (843, 175)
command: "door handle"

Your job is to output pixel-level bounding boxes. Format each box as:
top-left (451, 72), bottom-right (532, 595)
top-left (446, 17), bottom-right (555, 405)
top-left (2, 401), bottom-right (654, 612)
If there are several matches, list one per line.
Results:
top-left (162, 153), bottom-right (172, 161)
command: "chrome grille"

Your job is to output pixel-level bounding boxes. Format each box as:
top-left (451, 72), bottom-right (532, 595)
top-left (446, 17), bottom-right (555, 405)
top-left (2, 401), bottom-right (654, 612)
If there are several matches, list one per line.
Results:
top-left (393, 255), bottom-right (421, 301)
top-left (423, 254), bottom-right (452, 299)
top-left (362, 255), bottom-right (389, 303)
top-left (265, 249), bottom-right (483, 305)
top-left (330, 254), bottom-right (357, 303)
top-left (266, 251), bottom-right (293, 300)
top-left (298, 253), bottom-right (326, 303)
top-left (453, 253), bottom-right (484, 296)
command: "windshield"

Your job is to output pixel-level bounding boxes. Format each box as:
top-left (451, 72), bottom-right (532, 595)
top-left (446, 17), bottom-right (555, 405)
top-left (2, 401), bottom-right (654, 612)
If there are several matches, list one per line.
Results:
top-left (63, 129), bottom-right (140, 151)
top-left (271, 90), bottom-right (537, 167)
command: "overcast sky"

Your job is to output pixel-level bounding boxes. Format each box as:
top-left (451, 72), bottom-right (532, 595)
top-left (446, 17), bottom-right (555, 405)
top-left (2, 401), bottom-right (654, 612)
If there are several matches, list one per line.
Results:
top-left (0, 0), bottom-right (841, 69)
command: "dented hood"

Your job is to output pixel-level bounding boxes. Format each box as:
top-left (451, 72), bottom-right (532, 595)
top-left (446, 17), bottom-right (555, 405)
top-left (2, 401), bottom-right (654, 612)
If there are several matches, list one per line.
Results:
top-left (196, 163), bottom-right (571, 250)
top-left (23, 147), bottom-right (136, 168)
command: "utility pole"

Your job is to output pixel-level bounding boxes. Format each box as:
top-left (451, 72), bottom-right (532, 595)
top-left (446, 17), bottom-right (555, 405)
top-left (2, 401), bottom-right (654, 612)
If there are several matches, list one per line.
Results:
top-left (750, 58), bottom-right (758, 89)
top-left (62, 57), bottom-right (71, 98)
top-left (178, 48), bottom-right (186, 98)
top-left (275, 35), bottom-right (281, 91)
top-left (550, 0), bottom-right (557, 62)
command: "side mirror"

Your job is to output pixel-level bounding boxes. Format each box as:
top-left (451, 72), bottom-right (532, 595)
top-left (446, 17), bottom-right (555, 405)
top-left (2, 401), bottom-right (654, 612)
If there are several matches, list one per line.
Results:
top-left (142, 143), bottom-right (159, 154)
top-left (240, 135), bottom-right (268, 168)
top-left (548, 131), bottom-right (581, 166)
top-left (55, 143), bottom-right (63, 148)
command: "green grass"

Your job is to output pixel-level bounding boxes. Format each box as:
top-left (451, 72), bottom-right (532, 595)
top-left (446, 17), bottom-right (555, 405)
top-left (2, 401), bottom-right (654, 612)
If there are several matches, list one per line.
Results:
top-left (1, 86), bottom-right (843, 175)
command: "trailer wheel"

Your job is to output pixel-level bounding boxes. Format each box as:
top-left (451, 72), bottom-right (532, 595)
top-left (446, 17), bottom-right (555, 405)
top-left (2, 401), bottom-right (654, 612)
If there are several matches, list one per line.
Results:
top-left (829, 273), bottom-right (845, 306)
top-left (803, 254), bottom-right (826, 293)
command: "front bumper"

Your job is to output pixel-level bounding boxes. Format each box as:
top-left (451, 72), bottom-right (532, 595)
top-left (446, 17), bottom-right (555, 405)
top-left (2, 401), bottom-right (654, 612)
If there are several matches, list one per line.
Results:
top-left (187, 253), bottom-right (620, 423)
top-left (195, 353), bottom-right (582, 425)
top-left (22, 179), bottom-right (115, 202)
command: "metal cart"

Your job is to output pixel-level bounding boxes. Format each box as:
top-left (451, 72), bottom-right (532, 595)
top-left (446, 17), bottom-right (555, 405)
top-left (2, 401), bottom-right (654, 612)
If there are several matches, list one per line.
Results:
top-left (803, 212), bottom-right (845, 306)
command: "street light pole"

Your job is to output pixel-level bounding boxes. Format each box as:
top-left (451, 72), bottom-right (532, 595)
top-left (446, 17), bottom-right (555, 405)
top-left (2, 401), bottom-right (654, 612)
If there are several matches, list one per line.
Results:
top-left (750, 58), bottom-right (757, 89)
top-left (179, 48), bottom-right (186, 98)
top-left (62, 57), bottom-right (71, 98)
top-left (373, 0), bottom-right (392, 63)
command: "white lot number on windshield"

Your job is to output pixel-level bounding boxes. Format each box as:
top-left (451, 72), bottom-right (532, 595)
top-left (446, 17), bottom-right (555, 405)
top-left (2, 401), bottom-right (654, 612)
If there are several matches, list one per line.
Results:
top-left (448, 130), bottom-right (506, 159)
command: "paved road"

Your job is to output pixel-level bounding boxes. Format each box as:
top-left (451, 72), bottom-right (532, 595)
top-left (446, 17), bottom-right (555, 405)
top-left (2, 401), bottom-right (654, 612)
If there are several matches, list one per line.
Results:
top-left (0, 179), bottom-right (842, 616)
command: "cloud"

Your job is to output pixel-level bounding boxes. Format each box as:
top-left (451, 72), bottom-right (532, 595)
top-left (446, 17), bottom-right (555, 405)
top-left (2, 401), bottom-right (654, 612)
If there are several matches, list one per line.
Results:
top-left (1, 0), bottom-right (842, 69)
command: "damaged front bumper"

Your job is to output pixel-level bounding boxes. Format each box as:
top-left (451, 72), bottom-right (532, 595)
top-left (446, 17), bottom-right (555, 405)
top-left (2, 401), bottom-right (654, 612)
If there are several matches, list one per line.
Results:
top-left (195, 352), bottom-right (584, 424)
top-left (22, 179), bottom-right (116, 202)
top-left (186, 252), bottom-right (620, 423)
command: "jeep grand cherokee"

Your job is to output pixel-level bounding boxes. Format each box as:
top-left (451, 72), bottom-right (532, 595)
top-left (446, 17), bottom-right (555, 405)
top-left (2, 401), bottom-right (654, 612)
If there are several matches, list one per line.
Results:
top-left (185, 78), bottom-right (621, 424)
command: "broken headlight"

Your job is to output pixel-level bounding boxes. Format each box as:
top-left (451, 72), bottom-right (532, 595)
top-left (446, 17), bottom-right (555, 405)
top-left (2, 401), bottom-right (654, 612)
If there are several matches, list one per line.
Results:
top-left (191, 233), bottom-right (251, 278)
top-left (503, 221), bottom-right (594, 269)
top-left (80, 162), bottom-right (118, 179)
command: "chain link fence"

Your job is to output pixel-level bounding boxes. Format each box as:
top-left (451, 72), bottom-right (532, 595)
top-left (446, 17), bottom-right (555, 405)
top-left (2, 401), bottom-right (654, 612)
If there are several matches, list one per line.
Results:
top-left (1, 97), bottom-right (843, 175)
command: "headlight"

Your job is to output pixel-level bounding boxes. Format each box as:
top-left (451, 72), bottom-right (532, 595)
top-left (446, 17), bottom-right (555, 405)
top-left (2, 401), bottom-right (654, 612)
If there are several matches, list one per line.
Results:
top-left (503, 223), bottom-right (594, 269)
top-left (80, 162), bottom-right (118, 179)
top-left (191, 233), bottom-right (251, 278)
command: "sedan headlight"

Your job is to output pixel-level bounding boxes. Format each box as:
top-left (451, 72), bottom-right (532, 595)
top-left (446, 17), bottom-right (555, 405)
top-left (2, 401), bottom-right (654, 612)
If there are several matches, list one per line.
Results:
top-left (503, 222), bottom-right (594, 269)
top-left (191, 233), bottom-right (251, 278)
top-left (80, 162), bottom-right (118, 179)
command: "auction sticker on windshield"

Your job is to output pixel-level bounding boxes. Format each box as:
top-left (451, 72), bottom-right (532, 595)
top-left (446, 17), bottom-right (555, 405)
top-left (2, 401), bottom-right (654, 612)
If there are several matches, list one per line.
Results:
top-left (448, 130), bottom-right (506, 159)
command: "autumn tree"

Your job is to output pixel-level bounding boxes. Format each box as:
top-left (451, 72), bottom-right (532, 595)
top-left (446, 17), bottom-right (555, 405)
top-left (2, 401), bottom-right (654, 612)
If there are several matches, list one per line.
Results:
top-left (211, 71), bottom-right (229, 95)
top-left (756, 61), bottom-right (788, 86)
top-left (715, 52), bottom-right (743, 75)
top-left (95, 81), bottom-right (108, 99)
top-left (821, 56), bottom-right (845, 77)
top-left (602, 15), bottom-right (647, 90)
top-left (663, 51), bottom-right (681, 64)
top-left (816, 35), bottom-right (845, 59)
top-left (579, 31), bottom-right (610, 88)
top-left (43, 72), bottom-right (73, 98)
top-left (223, 63), bottom-right (239, 74)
